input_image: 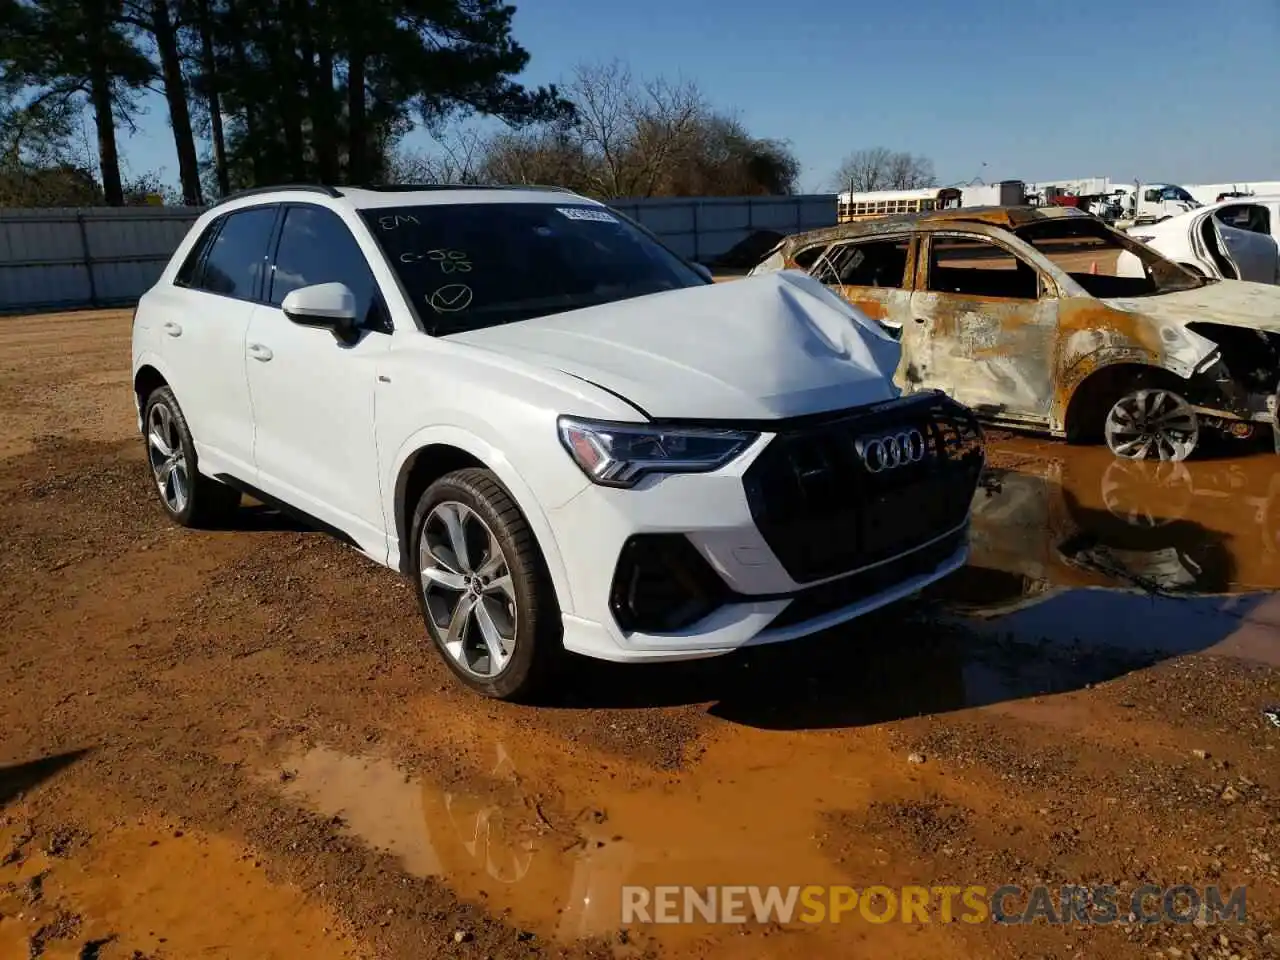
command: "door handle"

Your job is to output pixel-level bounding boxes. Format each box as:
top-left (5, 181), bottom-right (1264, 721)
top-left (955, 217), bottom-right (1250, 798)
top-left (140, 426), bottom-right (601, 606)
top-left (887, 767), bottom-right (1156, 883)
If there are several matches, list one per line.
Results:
top-left (247, 342), bottom-right (274, 362)
top-left (163, 321), bottom-right (182, 337)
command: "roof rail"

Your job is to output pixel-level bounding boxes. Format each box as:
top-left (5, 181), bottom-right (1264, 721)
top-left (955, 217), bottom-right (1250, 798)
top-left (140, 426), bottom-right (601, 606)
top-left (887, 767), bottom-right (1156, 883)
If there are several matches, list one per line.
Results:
top-left (211, 183), bottom-right (343, 207)
top-left (352, 182), bottom-right (579, 194)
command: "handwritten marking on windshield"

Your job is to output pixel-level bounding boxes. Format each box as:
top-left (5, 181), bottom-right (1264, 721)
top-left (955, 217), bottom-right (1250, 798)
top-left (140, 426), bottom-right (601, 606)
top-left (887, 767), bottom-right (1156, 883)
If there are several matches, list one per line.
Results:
top-left (399, 249), bottom-right (472, 273)
top-left (429, 249), bottom-right (471, 273)
top-left (378, 214), bottom-right (419, 231)
top-left (427, 284), bottom-right (473, 313)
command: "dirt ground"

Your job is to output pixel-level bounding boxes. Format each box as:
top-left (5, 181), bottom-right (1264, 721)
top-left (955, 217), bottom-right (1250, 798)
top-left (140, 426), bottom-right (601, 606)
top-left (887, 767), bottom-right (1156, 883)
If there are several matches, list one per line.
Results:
top-left (1, 309), bottom-right (1278, 960)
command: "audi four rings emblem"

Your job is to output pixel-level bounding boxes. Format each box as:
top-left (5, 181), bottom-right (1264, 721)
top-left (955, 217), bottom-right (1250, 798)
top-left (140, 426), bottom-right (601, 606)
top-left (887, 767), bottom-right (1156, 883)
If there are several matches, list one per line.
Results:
top-left (855, 429), bottom-right (927, 473)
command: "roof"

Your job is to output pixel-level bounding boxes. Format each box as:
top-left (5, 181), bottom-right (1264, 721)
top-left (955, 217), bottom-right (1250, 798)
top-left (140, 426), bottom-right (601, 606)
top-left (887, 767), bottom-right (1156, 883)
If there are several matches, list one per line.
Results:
top-left (780, 205), bottom-right (1085, 250)
top-left (211, 182), bottom-right (593, 212)
top-left (1208, 193), bottom-right (1280, 204)
top-left (338, 184), bottom-right (590, 210)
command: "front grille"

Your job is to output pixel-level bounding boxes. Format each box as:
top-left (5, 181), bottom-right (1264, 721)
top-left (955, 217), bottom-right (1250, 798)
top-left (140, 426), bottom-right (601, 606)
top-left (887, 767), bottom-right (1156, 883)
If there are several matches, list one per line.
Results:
top-left (742, 391), bottom-right (984, 584)
top-left (764, 526), bottom-right (966, 631)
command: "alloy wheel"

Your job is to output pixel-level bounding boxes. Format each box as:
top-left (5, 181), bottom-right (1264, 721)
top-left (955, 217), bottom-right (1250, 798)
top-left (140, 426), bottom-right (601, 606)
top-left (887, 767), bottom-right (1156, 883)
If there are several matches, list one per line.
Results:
top-left (419, 501), bottom-right (517, 678)
top-left (147, 401), bottom-right (190, 514)
top-left (1104, 389), bottom-right (1199, 462)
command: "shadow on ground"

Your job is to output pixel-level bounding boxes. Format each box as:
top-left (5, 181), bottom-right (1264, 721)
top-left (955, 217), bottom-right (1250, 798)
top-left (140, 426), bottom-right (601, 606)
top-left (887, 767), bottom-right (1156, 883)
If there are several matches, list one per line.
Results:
top-left (203, 453), bottom-right (1277, 732)
top-left (0, 748), bottom-right (92, 807)
top-left (543, 484), bottom-right (1270, 730)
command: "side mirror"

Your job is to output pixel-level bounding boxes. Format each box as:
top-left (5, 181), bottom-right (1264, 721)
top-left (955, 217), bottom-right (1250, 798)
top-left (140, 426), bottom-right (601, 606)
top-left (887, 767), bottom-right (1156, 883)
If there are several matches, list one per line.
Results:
top-left (281, 282), bottom-right (359, 343)
top-left (689, 261), bottom-right (714, 283)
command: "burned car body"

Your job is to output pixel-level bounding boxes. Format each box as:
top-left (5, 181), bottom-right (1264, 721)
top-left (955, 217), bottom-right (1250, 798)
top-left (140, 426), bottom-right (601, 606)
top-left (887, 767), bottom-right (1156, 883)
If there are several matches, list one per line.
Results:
top-left (751, 206), bottom-right (1280, 461)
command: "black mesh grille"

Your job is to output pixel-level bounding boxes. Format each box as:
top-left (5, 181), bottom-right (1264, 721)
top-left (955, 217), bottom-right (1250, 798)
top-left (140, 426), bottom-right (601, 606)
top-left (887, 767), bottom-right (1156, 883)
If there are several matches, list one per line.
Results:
top-left (743, 391), bottom-right (984, 584)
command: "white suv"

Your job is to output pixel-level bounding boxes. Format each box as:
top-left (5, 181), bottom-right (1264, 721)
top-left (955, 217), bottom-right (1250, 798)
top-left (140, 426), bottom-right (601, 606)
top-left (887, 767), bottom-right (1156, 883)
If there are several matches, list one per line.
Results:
top-left (132, 184), bottom-right (986, 700)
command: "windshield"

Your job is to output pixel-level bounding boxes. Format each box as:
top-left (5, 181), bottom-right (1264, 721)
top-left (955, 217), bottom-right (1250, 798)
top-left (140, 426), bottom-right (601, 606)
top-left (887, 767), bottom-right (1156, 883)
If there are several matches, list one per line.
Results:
top-left (1161, 185), bottom-right (1195, 202)
top-left (359, 202), bottom-right (706, 335)
top-left (1013, 215), bottom-right (1204, 298)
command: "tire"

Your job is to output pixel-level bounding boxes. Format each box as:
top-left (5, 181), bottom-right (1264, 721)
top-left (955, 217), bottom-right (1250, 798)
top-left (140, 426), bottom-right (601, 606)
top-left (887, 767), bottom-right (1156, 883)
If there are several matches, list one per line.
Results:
top-left (141, 386), bottom-right (241, 527)
top-left (409, 468), bottom-right (561, 701)
top-left (1102, 384), bottom-right (1200, 462)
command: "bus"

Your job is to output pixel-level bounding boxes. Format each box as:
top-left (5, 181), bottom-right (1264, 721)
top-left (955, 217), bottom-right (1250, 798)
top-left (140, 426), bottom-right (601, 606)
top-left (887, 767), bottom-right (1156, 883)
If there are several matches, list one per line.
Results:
top-left (837, 187), bottom-right (963, 223)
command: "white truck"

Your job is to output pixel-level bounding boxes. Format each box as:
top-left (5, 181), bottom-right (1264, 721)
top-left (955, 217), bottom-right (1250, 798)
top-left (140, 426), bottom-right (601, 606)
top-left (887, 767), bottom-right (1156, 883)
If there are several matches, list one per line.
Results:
top-left (1027, 178), bottom-right (1202, 225)
top-left (1117, 183), bottom-right (1202, 225)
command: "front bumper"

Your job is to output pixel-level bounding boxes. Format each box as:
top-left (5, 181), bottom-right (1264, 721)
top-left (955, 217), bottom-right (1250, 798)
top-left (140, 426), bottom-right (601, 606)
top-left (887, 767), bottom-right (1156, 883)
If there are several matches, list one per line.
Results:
top-left (549, 392), bottom-right (985, 663)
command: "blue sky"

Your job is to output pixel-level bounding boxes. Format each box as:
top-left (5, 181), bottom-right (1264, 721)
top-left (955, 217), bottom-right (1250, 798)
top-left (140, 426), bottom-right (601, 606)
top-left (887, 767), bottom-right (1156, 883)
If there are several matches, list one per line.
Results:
top-left (118, 0), bottom-right (1280, 194)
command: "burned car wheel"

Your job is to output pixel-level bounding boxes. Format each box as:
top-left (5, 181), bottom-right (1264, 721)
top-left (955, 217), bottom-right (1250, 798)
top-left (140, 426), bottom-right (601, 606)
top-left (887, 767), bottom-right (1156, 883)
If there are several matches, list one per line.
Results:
top-left (1104, 387), bottom-right (1200, 461)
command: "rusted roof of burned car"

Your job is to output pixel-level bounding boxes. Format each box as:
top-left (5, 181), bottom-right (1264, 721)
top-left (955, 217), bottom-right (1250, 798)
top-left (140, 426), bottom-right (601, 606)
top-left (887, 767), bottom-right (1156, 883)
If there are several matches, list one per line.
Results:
top-left (777, 205), bottom-right (1085, 255)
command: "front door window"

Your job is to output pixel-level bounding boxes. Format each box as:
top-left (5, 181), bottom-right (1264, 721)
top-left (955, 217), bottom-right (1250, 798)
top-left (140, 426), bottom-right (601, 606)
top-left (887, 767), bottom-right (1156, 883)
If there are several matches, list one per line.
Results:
top-left (902, 232), bottom-right (1056, 425)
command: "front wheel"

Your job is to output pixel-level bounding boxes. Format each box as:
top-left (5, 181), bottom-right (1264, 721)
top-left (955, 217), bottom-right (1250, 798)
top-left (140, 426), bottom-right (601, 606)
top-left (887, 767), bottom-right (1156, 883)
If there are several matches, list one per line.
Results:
top-left (409, 468), bottom-right (561, 701)
top-left (1103, 387), bottom-right (1199, 461)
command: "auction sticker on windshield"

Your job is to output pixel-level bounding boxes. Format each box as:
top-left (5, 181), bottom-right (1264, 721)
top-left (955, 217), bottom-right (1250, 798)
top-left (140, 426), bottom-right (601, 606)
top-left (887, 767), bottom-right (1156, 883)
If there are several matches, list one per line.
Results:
top-left (556, 206), bottom-right (619, 223)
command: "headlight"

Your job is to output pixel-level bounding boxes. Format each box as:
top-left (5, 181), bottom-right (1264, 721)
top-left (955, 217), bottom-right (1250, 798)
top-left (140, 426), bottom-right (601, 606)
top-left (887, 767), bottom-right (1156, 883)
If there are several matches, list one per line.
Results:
top-left (557, 416), bottom-right (758, 488)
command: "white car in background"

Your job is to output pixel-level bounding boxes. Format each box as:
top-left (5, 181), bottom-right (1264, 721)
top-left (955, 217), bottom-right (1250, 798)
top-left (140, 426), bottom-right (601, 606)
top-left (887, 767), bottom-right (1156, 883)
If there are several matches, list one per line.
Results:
top-left (1124, 196), bottom-right (1280, 284)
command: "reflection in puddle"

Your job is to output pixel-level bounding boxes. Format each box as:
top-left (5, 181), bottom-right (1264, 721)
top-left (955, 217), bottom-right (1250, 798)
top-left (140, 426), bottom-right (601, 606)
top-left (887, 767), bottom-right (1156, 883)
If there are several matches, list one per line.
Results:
top-left (272, 743), bottom-right (633, 941)
top-left (266, 735), bottom-right (894, 951)
top-left (933, 443), bottom-right (1280, 668)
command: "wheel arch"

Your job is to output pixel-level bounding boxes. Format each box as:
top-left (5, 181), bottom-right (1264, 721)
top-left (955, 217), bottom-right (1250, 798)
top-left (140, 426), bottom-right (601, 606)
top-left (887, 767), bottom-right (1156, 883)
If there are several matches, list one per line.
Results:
top-left (132, 356), bottom-right (178, 430)
top-left (134, 363), bottom-right (168, 404)
top-left (389, 430), bottom-right (575, 614)
top-left (1061, 360), bottom-right (1189, 443)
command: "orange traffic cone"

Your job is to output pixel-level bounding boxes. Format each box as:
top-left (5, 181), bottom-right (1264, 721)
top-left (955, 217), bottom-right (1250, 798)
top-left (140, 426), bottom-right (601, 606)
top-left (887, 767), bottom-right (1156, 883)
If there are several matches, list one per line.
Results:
top-left (1090, 260), bottom-right (1098, 275)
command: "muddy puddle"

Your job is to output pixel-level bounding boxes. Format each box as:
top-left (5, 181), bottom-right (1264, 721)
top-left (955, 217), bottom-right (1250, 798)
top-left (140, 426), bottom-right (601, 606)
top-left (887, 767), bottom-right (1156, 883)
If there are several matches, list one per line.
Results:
top-left (259, 446), bottom-right (1280, 954)
top-left (263, 730), bottom-right (982, 957)
top-left (268, 741), bottom-right (630, 943)
top-left (932, 442), bottom-right (1280, 672)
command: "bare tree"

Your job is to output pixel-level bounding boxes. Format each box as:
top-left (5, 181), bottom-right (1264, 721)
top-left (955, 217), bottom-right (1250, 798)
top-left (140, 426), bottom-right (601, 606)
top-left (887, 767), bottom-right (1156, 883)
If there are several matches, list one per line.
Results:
top-left (830, 147), bottom-right (936, 193)
top-left (388, 127), bottom-right (488, 184)
top-left (621, 73), bottom-right (705, 197)
top-left (566, 60), bottom-right (707, 198)
top-left (386, 60), bottom-right (802, 199)
top-left (478, 127), bottom-right (589, 189)
top-left (831, 146), bottom-right (893, 192)
top-left (885, 151), bottom-right (935, 190)
top-left (565, 59), bottom-right (633, 196)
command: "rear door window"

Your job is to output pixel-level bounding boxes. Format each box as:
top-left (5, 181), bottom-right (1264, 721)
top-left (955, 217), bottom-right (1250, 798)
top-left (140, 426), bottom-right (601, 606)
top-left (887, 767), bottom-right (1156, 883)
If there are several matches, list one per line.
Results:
top-left (1214, 204), bottom-right (1271, 235)
top-left (175, 221), bottom-right (221, 288)
top-left (195, 206), bottom-right (279, 300)
top-left (815, 238), bottom-right (911, 288)
top-left (927, 235), bottom-right (1040, 300)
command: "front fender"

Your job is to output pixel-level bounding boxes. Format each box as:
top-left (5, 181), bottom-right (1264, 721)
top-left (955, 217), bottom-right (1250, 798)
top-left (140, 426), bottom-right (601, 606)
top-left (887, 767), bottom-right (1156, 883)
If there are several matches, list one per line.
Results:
top-left (387, 423), bottom-right (579, 616)
top-left (1054, 302), bottom-right (1222, 423)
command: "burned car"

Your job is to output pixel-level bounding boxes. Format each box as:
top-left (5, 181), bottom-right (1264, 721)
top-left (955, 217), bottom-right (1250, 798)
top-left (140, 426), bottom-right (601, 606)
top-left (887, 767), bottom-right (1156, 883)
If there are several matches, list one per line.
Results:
top-left (751, 206), bottom-right (1280, 461)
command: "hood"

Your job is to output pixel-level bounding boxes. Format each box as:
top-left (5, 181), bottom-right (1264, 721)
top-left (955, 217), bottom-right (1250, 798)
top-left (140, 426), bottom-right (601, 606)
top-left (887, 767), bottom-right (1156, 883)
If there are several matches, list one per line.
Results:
top-left (445, 271), bottom-right (903, 420)
top-left (1104, 280), bottom-right (1280, 335)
